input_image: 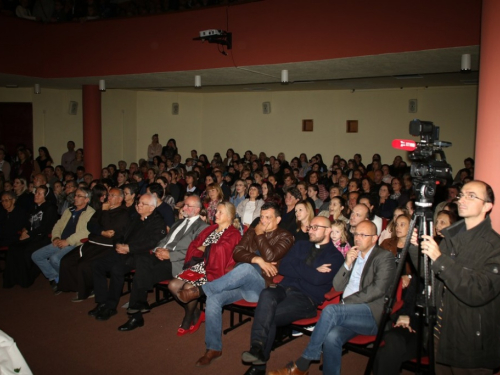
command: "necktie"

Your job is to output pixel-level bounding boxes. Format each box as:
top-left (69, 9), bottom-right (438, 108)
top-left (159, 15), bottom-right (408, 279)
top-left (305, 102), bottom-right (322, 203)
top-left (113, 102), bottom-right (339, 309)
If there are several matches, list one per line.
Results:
top-left (168, 218), bottom-right (191, 250)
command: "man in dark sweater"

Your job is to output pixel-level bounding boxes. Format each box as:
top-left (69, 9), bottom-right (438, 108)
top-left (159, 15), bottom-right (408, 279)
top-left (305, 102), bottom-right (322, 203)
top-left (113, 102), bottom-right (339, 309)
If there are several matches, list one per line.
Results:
top-left (241, 216), bottom-right (344, 375)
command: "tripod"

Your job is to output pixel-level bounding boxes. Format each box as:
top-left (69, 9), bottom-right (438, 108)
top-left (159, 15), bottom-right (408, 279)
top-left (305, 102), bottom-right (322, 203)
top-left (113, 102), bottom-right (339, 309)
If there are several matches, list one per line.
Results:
top-left (364, 190), bottom-right (437, 375)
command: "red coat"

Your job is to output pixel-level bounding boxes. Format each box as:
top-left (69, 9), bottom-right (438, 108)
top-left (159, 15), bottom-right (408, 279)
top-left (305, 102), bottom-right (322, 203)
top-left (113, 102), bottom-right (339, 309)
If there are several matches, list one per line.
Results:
top-left (184, 224), bottom-right (241, 282)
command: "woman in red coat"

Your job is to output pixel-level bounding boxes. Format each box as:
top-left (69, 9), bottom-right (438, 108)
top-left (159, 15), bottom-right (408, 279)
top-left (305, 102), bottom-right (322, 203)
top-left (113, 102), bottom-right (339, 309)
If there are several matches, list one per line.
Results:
top-left (168, 201), bottom-right (241, 336)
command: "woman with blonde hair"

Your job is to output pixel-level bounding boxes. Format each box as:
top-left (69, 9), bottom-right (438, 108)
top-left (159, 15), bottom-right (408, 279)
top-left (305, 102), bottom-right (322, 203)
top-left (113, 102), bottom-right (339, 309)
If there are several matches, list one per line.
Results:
top-left (168, 201), bottom-right (241, 336)
top-left (203, 183), bottom-right (224, 224)
top-left (293, 200), bottom-right (315, 241)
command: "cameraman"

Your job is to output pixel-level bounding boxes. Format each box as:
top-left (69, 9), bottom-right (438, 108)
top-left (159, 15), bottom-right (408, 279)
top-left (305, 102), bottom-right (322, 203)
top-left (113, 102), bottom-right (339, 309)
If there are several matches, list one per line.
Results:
top-left (410, 180), bottom-right (500, 374)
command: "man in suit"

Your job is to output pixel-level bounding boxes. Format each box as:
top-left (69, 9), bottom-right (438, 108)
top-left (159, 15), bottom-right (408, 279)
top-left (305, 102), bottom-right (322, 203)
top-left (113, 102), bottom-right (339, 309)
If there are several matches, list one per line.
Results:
top-left (116, 194), bottom-right (209, 331)
top-left (268, 221), bottom-right (396, 375)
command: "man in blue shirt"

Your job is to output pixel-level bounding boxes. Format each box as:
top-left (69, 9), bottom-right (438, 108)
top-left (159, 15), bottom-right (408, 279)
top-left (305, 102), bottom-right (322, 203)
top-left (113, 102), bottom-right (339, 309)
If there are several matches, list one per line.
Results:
top-left (269, 220), bottom-right (395, 375)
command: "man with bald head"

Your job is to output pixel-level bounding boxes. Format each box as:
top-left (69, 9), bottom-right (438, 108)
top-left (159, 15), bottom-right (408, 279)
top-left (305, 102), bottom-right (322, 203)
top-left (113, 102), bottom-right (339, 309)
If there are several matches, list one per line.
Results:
top-left (58, 188), bottom-right (130, 301)
top-left (89, 193), bottom-right (166, 322)
top-left (242, 216), bottom-right (344, 375)
top-left (410, 180), bottom-right (500, 374)
top-left (269, 220), bottom-right (395, 375)
top-left (347, 203), bottom-right (370, 246)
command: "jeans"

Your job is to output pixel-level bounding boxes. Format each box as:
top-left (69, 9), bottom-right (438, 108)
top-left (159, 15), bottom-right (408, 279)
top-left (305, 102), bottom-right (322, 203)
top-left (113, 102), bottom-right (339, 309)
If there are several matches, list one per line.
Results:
top-left (251, 285), bottom-right (317, 360)
top-left (302, 303), bottom-right (378, 375)
top-left (31, 243), bottom-right (76, 281)
top-left (202, 263), bottom-right (265, 351)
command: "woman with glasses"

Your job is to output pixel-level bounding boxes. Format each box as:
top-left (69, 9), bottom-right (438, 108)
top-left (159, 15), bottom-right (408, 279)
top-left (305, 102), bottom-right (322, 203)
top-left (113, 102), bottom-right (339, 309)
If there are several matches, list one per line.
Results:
top-left (204, 183), bottom-right (224, 224)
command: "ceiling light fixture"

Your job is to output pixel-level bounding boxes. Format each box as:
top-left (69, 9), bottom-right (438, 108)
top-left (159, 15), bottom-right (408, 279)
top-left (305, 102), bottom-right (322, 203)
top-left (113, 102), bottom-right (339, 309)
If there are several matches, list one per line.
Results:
top-left (281, 70), bottom-right (289, 84)
top-left (34, 84), bottom-right (41, 94)
top-left (195, 75), bottom-right (201, 88)
top-left (99, 79), bottom-right (106, 91)
top-left (461, 54), bottom-right (471, 72)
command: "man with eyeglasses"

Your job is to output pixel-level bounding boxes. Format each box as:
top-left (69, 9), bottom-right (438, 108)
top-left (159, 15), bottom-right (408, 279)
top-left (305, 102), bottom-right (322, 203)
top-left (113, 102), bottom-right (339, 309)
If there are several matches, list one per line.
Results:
top-left (113, 194), bottom-right (208, 331)
top-left (89, 193), bottom-right (166, 323)
top-left (269, 220), bottom-right (395, 375)
top-left (177, 202), bottom-right (294, 367)
top-left (410, 180), bottom-right (500, 374)
top-left (241, 216), bottom-right (344, 375)
top-left (32, 187), bottom-right (95, 293)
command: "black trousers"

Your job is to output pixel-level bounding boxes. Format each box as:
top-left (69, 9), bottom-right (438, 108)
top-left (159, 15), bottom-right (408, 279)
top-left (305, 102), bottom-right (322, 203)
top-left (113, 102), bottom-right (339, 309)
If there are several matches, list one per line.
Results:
top-left (2, 237), bottom-right (49, 288)
top-left (129, 253), bottom-right (173, 310)
top-left (251, 285), bottom-right (317, 361)
top-left (373, 327), bottom-right (421, 375)
top-left (58, 243), bottom-right (114, 299)
top-left (92, 251), bottom-right (135, 309)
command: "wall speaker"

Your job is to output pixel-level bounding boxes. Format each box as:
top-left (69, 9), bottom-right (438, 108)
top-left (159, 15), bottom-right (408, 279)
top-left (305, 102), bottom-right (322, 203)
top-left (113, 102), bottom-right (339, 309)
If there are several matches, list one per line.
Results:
top-left (172, 103), bottom-right (179, 115)
top-left (262, 102), bottom-right (271, 114)
top-left (68, 101), bottom-right (78, 115)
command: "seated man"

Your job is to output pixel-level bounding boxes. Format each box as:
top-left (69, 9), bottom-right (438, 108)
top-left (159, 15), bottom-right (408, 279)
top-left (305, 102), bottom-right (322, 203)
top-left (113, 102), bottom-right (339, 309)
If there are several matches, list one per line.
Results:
top-left (177, 202), bottom-right (294, 367)
top-left (269, 221), bottom-right (396, 375)
top-left (242, 216), bottom-right (345, 375)
top-left (31, 187), bottom-right (95, 292)
top-left (117, 195), bottom-right (208, 331)
top-left (358, 194), bottom-right (383, 235)
top-left (57, 187), bottom-right (130, 301)
top-left (346, 203), bottom-right (370, 246)
top-left (88, 193), bottom-right (166, 322)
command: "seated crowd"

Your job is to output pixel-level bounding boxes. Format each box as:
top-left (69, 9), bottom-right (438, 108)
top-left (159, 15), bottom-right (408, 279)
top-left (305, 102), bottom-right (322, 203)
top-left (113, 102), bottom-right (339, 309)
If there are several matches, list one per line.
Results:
top-left (0, 137), bottom-right (483, 374)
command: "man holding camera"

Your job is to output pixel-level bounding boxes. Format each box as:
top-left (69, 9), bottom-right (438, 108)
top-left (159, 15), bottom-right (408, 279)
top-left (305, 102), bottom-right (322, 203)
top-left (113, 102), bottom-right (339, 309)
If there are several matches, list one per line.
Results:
top-left (413, 180), bottom-right (500, 374)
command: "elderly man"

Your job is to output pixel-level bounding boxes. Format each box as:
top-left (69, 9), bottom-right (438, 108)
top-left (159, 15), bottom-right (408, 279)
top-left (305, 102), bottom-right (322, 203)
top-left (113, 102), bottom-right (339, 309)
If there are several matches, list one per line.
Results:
top-left (58, 188), bottom-right (130, 301)
top-left (269, 221), bottom-right (395, 375)
top-left (117, 195), bottom-right (208, 331)
top-left (58, 180), bottom-right (77, 215)
top-left (178, 202), bottom-right (294, 367)
top-left (32, 187), bottom-right (95, 292)
top-left (411, 180), bottom-right (500, 374)
top-left (89, 193), bottom-right (166, 322)
top-left (242, 216), bottom-right (345, 375)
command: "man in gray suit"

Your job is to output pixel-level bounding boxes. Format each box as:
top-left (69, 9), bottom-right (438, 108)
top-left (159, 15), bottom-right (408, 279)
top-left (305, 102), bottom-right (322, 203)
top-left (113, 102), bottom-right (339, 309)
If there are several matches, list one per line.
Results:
top-left (117, 195), bottom-right (209, 331)
top-left (268, 221), bottom-right (396, 375)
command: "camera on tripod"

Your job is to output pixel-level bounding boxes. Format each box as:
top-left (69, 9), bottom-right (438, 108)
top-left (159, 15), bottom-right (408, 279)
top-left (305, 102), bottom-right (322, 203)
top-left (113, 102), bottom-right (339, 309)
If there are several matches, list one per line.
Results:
top-left (408, 119), bottom-right (453, 204)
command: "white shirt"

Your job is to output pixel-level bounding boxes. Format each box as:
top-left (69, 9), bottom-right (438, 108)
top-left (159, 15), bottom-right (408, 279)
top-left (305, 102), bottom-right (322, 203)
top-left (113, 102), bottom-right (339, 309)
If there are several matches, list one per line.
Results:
top-left (342, 245), bottom-right (375, 299)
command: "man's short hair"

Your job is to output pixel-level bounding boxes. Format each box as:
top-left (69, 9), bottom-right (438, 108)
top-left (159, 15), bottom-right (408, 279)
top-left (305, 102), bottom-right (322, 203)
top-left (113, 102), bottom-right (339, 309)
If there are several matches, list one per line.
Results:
top-left (44, 166), bottom-right (55, 172)
top-left (147, 182), bottom-right (164, 200)
top-left (287, 187), bottom-right (302, 201)
top-left (141, 192), bottom-right (157, 208)
top-left (133, 171), bottom-right (143, 179)
top-left (261, 201), bottom-right (281, 218)
top-left (186, 194), bottom-right (202, 209)
top-left (65, 180), bottom-right (77, 189)
top-left (36, 185), bottom-right (49, 195)
top-left (77, 187), bottom-right (92, 200)
top-left (76, 166), bottom-right (85, 172)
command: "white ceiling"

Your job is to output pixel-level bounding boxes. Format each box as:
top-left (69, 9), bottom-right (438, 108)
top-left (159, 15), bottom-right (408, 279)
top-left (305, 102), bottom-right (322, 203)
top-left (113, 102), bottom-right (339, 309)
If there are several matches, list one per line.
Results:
top-left (0, 45), bottom-right (479, 92)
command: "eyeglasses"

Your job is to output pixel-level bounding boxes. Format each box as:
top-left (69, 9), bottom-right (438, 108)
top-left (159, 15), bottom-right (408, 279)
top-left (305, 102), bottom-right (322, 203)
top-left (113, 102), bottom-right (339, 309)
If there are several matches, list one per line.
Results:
top-left (306, 225), bottom-right (330, 231)
top-left (353, 233), bottom-right (376, 238)
top-left (183, 204), bottom-right (198, 208)
top-left (456, 192), bottom-right (490, 202)
top-left (75, 194), bottom-right (87, 198)
top-left (136, 201), bottom-right (153, 206)
top-left (1, 198), bottom-right (13, 203)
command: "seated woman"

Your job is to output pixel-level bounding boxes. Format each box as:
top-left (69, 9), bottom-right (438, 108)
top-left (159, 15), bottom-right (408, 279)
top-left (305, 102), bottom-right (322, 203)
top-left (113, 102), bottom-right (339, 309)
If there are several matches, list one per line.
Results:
top-left (2, 187), bottom-right (56, 288)
top-left (168, 202), bottom-right (241, 335)
top-left (0, 191), bottom-right (28, 248)
top-left (236, 183), bottom-right (265, 228)
top-left (279, 188), bottom-right (302, 233)
top-left (175, 171), bottom-right (200, 210)
top-left (378, 206), bottom-right (409, 244)
top-left (318, 195), bottom-right (349, 224)
top-left (261, 181), bottom-right (282, 207)
top-left (380, 213), bottom-right (414, 289)
top-left (376, 183), bottom-right (398, 220)
top-left (12, 177), bottom-right (33, 212)
top-left (293, 200), bottom-right (314, 241)
top-left (229, 179), bottom-right (247, 209)
top-left (203, 183), bottom-right (224, 224)
top-left (390, 177), bottom-right (410, 207)
top-left (307, 184), bottom-right (323, 211)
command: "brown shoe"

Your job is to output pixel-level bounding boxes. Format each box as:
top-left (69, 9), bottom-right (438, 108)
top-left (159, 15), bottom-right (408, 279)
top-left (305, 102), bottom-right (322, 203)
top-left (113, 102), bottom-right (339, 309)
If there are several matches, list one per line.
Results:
top-left (177, 286), bottom-right (201, 303)
top-left (195, 350), bottom-right (222, 367)
top-left (267, 362), bottom-right (308, 375)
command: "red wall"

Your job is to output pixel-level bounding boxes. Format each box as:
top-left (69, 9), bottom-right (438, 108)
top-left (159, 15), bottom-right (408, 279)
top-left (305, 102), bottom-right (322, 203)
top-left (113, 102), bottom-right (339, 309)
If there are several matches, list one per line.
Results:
top-left (0, 0), bottom-right (482, 78)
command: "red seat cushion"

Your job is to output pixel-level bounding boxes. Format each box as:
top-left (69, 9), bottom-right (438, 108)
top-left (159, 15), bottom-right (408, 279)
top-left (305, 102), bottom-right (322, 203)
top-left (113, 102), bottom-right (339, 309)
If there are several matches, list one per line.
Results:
top-left (232, 299), bottom-right (257, 307)
top-left (348, 335), bottom-right (376, 345)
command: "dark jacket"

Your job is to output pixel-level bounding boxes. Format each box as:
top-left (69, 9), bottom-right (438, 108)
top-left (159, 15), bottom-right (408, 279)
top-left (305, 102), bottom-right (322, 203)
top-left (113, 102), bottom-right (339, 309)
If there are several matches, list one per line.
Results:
top-left (27, 201), bottom-right (58, 240)
top-left (119, 211), bottom-right (166, 255)
top-left (334, 245), bottom-right (396, 325)
top-left (86, 206), bottom-right (130, 245)
top-left (279, 240), bottom-right (344, 305)
top-left (233, 226), bottom-right (294, 286)
top-left (416, 217), bottom-right (500, 369)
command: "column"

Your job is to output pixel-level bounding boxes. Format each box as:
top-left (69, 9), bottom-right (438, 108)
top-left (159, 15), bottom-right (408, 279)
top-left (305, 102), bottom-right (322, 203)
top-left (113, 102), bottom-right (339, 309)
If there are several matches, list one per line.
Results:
top-left (82, 85), bottom-right (102, 179)
top-left (475, 0), bottom-right (500, 231)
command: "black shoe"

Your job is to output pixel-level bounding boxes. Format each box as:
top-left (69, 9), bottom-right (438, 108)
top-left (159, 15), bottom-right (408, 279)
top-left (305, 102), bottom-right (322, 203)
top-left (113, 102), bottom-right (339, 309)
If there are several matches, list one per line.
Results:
top-left (49, 280), bottom-right (58, 292)
top-left (241, 345), bottom-right (266, 365)
top-left (88, 304), bottom-right (106, 317)
top-left (95, 308), bottom-right (117, 321)
top-left (243, 366), bottom-right (266, 375)
top-left (118, 317), bottom-right (144, 331)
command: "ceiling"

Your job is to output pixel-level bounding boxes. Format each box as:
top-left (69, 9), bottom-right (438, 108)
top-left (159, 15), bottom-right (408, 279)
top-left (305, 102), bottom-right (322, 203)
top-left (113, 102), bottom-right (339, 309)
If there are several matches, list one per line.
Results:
top-left (0, 45), bottom-right (479, 93)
